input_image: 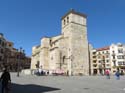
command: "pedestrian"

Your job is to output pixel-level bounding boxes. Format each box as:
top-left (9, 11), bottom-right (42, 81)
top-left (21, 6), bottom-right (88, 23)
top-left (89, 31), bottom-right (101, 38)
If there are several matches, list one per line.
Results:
top-left (47, 70), bottom-right (49, 75)
top-left (38, 68), bottom-right (41, 75)
top-left (105, 69), bottom-right (110, 79)
top-left (0, 67), bottom-right (11, 93)
top-left (120, 70), bottom-right (124, 75)
top-left (67, 70), bottom-right (69, 76)
top-left (115, 70), bottom-right (120, 80)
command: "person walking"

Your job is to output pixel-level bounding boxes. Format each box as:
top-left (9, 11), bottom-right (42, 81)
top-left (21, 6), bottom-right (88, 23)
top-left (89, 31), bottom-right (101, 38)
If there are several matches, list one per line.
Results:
top-left (0, 68), bottom-right (11, 93)
top-left (105, 69), bottom-right (110, 79)
top-left (115, 69), bottom-right (120, 80)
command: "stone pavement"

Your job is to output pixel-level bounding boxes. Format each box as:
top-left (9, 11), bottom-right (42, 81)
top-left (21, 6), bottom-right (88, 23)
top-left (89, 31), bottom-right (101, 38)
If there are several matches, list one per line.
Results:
top-left (0, 73), bottom-right (125, 93)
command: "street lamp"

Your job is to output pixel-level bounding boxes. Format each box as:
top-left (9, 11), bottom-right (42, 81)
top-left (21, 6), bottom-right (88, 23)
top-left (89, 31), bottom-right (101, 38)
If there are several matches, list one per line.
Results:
top-left (17, 47), bottom-right (22, 77)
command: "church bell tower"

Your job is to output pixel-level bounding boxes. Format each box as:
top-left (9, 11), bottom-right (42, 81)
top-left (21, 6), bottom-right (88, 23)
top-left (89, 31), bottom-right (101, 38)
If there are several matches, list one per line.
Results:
top-left (61, 9), bottom-right (89, 75)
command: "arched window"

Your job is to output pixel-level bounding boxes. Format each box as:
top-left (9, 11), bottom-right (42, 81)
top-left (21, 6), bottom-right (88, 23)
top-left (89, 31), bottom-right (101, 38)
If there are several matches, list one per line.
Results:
top-left (63, 56), bottom-right (65, 64)
top-left (67, 16), bottom-right (69, 23)
top-left (35, 61), bottom-right (40, 68)
top-left (50, 39), bottom-right (52, 47)
top-left (64, 19), bottom-right (66, 25)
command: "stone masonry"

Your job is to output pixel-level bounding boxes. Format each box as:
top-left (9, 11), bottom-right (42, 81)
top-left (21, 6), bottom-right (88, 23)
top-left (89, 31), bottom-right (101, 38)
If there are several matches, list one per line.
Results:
top-left (31, 9), bottom-right (89, 75)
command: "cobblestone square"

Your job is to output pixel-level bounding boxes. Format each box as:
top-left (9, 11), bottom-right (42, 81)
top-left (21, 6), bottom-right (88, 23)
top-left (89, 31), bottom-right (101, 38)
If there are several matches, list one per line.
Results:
top-left (1, 73), bottom-right (125, 93)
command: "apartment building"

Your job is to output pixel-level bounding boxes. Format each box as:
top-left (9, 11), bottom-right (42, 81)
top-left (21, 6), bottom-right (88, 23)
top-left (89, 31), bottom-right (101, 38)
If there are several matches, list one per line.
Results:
top-left (0, 33), bottom-right (31, 71)
top-left (91, 43), bottom-right (125, 75)
top-left (91, 46), bottom-right (110, 75)
top-left (110, 43), bottom-right (125, 74)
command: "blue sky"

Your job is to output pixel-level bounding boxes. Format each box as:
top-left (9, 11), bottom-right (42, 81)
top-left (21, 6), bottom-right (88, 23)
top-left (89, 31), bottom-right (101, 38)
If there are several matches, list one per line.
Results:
top-left (0, 0), bottom-right (125, 56)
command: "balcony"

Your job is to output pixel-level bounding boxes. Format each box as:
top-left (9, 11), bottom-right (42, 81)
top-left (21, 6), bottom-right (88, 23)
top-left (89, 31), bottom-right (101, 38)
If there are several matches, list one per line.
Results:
top-left (93, 58), bottom-right (97, 61)
top-left (112, 59), bottom-right (116, 61)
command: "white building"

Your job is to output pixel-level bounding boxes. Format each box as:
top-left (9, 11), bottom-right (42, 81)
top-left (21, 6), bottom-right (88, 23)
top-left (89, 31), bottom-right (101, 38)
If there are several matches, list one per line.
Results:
top-left (110, 43), bottom-right (125, 74)
top-left (91, 43), bottom-right (125, 75)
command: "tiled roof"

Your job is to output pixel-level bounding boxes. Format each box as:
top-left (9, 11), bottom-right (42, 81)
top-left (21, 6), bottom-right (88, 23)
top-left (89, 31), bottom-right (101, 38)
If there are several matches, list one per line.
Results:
top-left (97, 46), bottom-right (109, 51)
top-left (61, 9), bottom-right (87, 20)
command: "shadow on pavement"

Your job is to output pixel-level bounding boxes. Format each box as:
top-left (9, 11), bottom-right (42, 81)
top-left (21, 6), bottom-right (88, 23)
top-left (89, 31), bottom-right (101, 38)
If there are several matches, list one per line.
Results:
top-left (0, 83), bottom-right (61, 93)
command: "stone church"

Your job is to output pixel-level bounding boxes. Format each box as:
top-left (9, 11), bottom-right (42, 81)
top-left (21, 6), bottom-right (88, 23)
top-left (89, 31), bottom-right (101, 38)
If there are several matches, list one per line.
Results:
top-left (31, 10), bottom-right (89, 75)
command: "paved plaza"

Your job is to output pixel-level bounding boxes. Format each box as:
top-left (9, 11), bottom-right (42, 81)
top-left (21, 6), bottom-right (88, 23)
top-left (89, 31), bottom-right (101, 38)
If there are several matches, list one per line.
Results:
top-left (0, 73), bottom-right (125, 93)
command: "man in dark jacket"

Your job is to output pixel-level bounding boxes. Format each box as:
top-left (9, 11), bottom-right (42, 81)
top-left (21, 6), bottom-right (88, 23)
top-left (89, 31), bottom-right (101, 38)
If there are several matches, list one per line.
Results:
top-left (0, 68), bottom-right (11, 93)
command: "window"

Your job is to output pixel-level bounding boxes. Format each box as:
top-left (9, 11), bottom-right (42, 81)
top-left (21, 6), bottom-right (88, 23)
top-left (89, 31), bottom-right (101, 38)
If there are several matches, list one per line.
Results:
top-left (112, 55), bottom-right (115, 59)
top-left (50, 39), bottom-right (52, 47)
top-left (102, 56), bottom-right (105, 59)
top-left (106, 55), bottom-right (109, 58)
top-left (117, 55), bottom-right (121, 59)
top-left (123, 62), bottom-right (125, 65)
top-left (98, 60), bottom-right (101, 63)
top-left (9, 44), bottom-right (12, 47)
top-left (0, 56), bottom-right (2, 61)
top-left (102, 60), bottom-right (105, 63)
top-left (93, 64), bottom-right (97, 67)
top-left (106, 60), bottom-right (109, 63)
top-left (122, 55), bottom-right (125, 59)
top-left (64, 19), bottom-right (66, 25)
top-left (92, 52), bottom-right (96, 55)
top-left (35, 61), bottom-right (40, 68)
top-left (106, 64), bottom-right (110, 66)
top-left (93, 61), bottom-right (96, 63)
top-left (63, 56), bottom-right (65, 64)
top-left (1, 49), bottom-right (3, 53)
top-left (2, 42), bottom-right (4, 47)
top-left (112, 51), bottom-right (115, 53)
top-left (118, 49), bottom-right (123, 53)
top-left (106, 51), bottom-right (109, 54)
top-left (113, 61), bottom-right (116, 66)
top-left (67, 17), bottom-right (69, 23)
top-left (93, 56), bottom-right (96, 58)
top-left (117, 55), bottom-right (125, 59)
top-left (118, 62), bottom-right (122, 65)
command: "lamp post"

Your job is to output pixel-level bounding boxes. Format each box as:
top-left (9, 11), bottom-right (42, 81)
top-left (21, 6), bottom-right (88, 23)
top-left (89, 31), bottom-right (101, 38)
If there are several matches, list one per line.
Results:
top-left (17, 47), bottom-right (22, 77)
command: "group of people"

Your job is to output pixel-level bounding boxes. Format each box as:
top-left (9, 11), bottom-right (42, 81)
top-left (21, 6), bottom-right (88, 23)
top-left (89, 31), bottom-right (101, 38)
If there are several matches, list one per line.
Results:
top-left (105, 69), bottom-right (121, 80)
top-left (34, 68), bottom-right (49, 76)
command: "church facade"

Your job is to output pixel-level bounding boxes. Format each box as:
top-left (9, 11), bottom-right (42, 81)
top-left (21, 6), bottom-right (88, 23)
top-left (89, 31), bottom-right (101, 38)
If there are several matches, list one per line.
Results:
top-left (31, 10), bottom-right (90, 75)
